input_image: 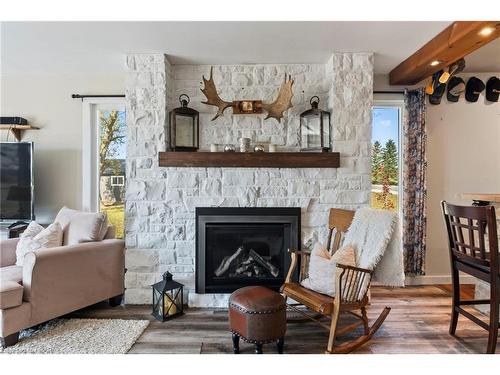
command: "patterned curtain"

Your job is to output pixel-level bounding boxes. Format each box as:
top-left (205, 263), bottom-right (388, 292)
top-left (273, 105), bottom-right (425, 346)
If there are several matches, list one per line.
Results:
top-left (403, 88), bottom-right (427, 275)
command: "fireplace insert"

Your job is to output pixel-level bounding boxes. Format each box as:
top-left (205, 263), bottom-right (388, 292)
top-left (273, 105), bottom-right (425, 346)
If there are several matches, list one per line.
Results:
top-left (196, 207), bottom-right (300, 293)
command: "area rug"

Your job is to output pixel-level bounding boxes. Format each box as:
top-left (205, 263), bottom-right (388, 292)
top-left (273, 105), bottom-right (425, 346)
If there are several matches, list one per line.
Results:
top-left (0, 319), bottom-right (149, 354)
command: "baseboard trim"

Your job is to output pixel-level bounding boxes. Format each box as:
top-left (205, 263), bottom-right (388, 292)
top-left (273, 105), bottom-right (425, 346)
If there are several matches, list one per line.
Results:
top-left (403, 275), bottom-right (477, 285)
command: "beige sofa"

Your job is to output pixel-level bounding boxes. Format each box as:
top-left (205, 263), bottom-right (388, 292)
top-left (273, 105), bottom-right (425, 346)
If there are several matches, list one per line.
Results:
top-left (0, 234), bottom-right (125, 348)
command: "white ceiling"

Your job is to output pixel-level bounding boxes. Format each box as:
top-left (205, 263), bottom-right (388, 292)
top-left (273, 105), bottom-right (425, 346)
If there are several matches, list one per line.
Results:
top-left (463, 37), bottom-right (500, 73)
top-left (1, 21), bottom-right (498, 76)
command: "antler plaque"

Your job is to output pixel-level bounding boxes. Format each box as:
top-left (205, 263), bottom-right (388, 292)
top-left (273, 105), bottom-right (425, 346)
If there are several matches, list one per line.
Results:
top-left (201, 67), bottom-right (294, 122)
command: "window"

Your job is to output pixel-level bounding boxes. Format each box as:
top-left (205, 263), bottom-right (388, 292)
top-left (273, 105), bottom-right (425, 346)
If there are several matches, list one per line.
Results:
top-left (371, 96), bottom-right (404, 213)
top-left (111, 176), bottom-right (125, 186)
top-left (82, 99), bottom-right (126, 238)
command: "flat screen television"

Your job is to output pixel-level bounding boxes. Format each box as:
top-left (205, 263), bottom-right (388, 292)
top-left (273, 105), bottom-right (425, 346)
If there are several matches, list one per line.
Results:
top-left (0, 142), bottom-right (34, 222)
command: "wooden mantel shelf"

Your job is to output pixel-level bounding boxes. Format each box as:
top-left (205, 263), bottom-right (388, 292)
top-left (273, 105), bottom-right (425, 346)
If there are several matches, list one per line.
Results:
top-left (158, 151), bottom-right (340, 168)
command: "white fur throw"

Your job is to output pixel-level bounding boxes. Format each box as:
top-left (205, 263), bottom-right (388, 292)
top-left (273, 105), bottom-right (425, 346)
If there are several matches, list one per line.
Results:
top-left (343, 207), bottom-right (405, 287)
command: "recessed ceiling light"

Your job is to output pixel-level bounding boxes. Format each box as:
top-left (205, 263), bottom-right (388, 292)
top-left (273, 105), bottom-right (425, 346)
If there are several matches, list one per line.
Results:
top-left (430, 60), bottom-right (441, 67)
top-left (479, 26), bottom-right (495, 37)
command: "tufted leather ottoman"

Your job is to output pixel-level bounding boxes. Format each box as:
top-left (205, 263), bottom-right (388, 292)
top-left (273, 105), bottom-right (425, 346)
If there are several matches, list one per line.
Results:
top-left (228, 286), bottom-right (286, 354)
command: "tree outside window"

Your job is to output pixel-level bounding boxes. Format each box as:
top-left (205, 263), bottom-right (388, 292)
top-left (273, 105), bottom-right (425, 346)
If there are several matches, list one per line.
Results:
top-left (371, 107), bottom-right (399, 212)
top-left (98, 110), bottom-right (126, 238)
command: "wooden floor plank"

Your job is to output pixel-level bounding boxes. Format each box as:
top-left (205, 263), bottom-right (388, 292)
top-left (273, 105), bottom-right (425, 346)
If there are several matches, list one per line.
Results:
top-left (66, 284), bottom-right (498, 354)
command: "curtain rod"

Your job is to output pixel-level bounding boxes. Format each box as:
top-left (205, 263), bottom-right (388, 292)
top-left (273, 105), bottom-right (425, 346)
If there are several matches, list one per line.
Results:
top-left (373, 90), bottom-right (404, 94)
top-left (71, 94), bottom-right (125, 101)
top-left (71, 92), bottom-right (403, 100)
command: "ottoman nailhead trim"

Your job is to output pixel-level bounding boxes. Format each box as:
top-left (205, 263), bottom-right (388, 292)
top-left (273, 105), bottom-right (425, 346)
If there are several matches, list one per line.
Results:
top-left (230, 330), bottom-right (283, 345)
top-left (229, 302), bottom-right (286, 315)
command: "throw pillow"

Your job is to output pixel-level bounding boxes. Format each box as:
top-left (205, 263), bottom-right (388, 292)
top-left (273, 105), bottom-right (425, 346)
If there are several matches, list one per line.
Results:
top-left (331, 244), bottom-right (357, 267)
top-left (19, 221), bottom-right (45, 239)
top-left (15, 221), bottom-right (45, 265)
top-left (55, 206), bottom-right (108, 245)
top-left (15, 222), bottom-right (63, 266)
top-left (103, 225), bottom-right (116, 239)
top-left (300, 243), bottom-right (357, 297)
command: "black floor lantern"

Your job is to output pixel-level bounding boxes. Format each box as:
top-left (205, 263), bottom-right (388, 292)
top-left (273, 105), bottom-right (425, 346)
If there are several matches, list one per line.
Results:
top-left (152, 272), bottom-right (184, 321)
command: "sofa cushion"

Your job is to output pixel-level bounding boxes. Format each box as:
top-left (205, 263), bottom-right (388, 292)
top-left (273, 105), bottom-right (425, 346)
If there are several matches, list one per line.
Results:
top-left (0, 281), bottom-right (23, 309)
top-left (55, 207), bottom-right (108, 245)
top-left (1, 265), bottom-right (23, 284)
top-left (15, 222), bottom-right (63, 266)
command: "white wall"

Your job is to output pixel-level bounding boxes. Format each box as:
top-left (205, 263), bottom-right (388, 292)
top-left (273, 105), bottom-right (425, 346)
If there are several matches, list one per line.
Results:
top-left (375, 73), bottom-right (500, 279)
top-left (425, 72), bottom-right (500, 277)
top-left (0, 73), bottom-right (124, 222)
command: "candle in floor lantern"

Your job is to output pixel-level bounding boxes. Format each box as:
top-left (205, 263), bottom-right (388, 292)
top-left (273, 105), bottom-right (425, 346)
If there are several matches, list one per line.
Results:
top-left (164, 295), bottom-right (178, 316)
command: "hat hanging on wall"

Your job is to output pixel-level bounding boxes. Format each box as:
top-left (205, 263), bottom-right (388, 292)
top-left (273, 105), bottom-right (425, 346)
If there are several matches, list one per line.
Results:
top-left (439, 58), bottom-right (466, 84)
top-left (486, 76), bottom-right (500, 102)
top-left (429, 72), bottom-right (446, 105)
top-left (465, 77), bottom-right (485, 102)
top-left (425, 76), bottom-right (434, 95)
top-left (447, 76), bottom-right (465, 102)
top-left (426, 70), bottom-right (443, 96)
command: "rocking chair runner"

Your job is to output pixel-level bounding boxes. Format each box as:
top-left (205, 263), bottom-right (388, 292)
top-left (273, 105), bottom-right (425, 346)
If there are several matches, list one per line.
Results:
top-left (281, 208), bottom-right (391, 354)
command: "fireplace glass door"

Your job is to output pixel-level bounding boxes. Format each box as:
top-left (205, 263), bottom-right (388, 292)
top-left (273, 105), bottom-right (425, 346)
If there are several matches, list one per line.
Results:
top-left (205, 223), bottom-right (289, 290)
top-left (196, 207), bottom-right (300, 293)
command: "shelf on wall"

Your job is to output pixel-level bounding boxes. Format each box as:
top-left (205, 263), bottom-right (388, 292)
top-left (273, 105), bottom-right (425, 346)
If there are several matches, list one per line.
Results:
top-left (0, 125), bottom-right (39, 142)
top-left (158, 151), bottom-right (340, 168)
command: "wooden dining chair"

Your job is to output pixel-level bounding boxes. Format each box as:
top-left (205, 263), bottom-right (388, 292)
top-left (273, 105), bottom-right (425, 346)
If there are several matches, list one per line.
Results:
top-left (441, 201), bottom-right (499, 353)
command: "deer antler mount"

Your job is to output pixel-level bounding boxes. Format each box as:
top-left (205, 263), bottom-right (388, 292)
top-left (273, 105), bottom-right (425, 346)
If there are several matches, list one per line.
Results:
top-left (201, 67), bottom-right (294, 122)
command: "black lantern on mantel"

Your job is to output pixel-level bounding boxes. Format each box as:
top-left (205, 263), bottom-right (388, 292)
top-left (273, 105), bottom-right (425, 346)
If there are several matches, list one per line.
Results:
top-left (299, 96), bottom-right (331, 152)
top-left (152, 272), bottom-right (184, 322)
top-left (168, 94), bottom-right (199, 151)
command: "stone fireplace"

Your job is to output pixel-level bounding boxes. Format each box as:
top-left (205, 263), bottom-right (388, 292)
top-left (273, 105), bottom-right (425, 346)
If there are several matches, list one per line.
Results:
top-left (195, 207), bottom-right (300, 293)
top-left (124, 53), bottom-right (374, 306)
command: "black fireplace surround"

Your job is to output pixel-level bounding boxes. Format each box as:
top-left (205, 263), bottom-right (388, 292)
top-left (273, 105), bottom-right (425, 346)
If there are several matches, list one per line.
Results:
top-left (196, 207), bottom-right (300, 293)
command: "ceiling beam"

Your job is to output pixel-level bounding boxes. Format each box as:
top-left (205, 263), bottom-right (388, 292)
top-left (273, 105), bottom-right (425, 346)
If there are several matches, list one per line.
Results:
top-left (389, 21), bottom-right (500, 85)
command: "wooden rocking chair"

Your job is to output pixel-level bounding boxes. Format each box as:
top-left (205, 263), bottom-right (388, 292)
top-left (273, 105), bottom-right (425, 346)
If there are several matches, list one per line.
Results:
top-left (281, 208), bottom-right (391, 354)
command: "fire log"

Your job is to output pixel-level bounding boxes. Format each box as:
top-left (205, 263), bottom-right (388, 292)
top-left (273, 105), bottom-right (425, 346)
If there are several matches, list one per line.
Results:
top-left (214, 246), bottom-right (247, 277)
top-left (248, 249), bottom-right (279, 277)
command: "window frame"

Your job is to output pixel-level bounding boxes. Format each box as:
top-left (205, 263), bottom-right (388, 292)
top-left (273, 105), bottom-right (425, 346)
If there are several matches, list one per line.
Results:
top-left (111, 175), bottom-right (125, 187)
top-left (372, 94), bottom-right (405, 216)
top-left (82, 98), bottom-right (126, 212)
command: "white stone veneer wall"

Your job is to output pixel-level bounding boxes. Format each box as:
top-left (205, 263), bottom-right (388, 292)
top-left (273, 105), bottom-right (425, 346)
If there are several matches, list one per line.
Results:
top-left (124, 53), bottom-right (373, 306)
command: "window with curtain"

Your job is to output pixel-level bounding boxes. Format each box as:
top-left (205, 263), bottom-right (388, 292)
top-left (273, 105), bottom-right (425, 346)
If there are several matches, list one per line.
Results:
top-left (82, 99), bottom-right (126, 239)
top-left (371, 97), bottom-right (404, 215)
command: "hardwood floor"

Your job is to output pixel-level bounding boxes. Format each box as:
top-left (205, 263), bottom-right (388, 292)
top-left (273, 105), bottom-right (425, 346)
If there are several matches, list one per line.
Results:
top-left (67, 285), bottom-right (498, 354)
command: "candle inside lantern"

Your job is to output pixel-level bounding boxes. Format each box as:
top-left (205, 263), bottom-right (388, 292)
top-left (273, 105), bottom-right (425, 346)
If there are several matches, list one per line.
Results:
top-left (163, 295), bottom-right (178, 316)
